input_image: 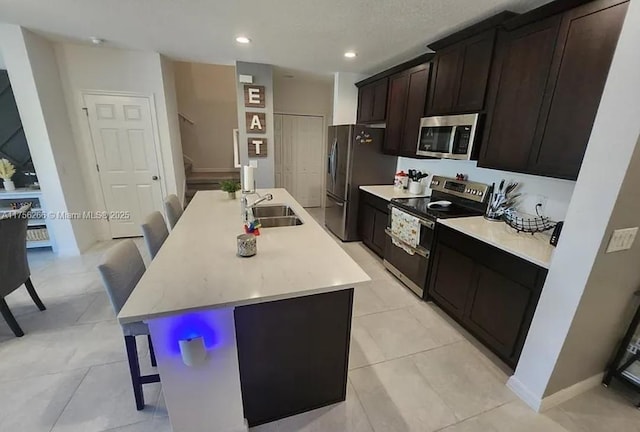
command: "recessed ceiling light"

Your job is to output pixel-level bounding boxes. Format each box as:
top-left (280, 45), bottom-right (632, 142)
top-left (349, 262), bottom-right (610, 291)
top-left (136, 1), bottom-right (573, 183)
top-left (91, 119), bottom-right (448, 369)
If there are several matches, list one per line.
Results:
top-left (344, 51), bottom-right (357, 58)
top-left (236, 36), bottom-right (251, 44)
top-left (90, 37), bottom-right (104, 45)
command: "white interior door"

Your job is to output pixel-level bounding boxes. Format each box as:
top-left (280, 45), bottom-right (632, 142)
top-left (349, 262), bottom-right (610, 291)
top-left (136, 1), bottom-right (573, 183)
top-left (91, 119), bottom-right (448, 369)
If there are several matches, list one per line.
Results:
top-left (274, 114), bottom-right (324, 207)
top-left (84, 94), bottom-right (164, 238)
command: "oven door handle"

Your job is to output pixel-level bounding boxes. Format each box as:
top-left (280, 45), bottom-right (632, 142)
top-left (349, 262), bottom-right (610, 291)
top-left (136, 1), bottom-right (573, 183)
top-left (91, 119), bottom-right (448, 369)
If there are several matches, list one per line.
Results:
top-left (385, 228), bottom-right (430, 258)
top-left (388, 205), bottom-right (435, 229)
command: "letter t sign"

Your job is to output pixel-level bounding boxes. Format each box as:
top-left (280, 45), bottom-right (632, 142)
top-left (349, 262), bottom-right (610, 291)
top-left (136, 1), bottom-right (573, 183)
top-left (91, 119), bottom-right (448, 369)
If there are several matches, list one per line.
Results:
top-left (248, 138), bottom-right (268, 158)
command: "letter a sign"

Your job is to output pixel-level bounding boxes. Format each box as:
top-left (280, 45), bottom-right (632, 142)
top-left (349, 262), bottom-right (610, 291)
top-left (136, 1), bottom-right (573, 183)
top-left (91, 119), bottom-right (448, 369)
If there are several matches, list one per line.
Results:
top-left (246, 112), bottom-right (266, 134)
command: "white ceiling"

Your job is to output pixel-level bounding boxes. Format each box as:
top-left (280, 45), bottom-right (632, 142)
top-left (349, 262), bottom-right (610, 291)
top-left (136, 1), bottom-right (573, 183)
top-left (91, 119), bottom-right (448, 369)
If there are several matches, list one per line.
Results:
top-left (0, 0), bottom-right (550, 75)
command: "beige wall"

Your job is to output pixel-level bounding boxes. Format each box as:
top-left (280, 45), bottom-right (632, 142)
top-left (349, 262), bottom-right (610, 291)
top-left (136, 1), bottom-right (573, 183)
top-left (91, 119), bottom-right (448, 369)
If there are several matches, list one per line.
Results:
top-left (159, 56), bottom-right (185, 203)
top-left (546, 133), bottom-right (640, 394)
top-left (173, 62), bottom-right (238, 171)
top-left (0, 25), bottom-right (96, 254)
top-left (55, 43), bottom-right (184, 240)
top-left (273, 72), bottom-right (333, 123)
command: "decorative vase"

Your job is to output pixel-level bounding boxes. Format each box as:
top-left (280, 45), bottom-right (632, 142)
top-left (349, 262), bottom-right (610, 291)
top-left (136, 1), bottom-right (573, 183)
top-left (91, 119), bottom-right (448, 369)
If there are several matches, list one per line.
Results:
top-left (228, 191), bottom-right (237, 199)
top-left (3, 180), bottom-right (15, 191)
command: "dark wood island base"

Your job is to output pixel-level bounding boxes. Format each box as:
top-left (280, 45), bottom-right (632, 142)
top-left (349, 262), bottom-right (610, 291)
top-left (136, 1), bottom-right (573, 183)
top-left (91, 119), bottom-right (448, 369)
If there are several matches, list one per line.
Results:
top-left (234, 288), bottom-right (355, 427)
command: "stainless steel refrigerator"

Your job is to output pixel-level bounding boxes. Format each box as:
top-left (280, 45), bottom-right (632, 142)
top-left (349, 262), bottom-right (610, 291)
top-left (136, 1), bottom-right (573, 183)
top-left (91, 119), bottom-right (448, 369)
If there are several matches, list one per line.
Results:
top-left (325, 125), bottom-right (397, 241)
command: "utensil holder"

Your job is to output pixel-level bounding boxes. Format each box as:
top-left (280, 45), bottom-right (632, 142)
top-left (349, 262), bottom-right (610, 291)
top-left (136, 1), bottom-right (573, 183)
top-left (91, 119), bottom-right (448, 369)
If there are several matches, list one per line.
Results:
top-left (408, 180), bottom-right (423, 195)
top-left (237, 234), bottom-right (257, 257)
top-left (485, 191), bottom-right (506, 221)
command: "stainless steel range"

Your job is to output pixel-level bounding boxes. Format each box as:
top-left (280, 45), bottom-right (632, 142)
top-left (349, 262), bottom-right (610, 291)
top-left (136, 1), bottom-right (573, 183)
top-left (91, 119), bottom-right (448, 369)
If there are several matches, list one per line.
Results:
top-left (384, 176), bottom-right (490, 297)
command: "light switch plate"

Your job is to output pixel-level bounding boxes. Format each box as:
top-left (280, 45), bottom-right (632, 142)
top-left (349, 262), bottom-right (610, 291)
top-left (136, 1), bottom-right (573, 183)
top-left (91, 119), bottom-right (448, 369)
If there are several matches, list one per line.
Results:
top-left (606, 227), bottom-right (639, 253)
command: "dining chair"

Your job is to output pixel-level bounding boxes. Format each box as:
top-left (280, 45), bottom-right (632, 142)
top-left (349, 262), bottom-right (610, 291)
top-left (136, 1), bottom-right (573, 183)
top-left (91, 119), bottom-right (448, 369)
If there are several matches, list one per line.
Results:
top-left (97, 239), bottom-right (159, 410)
top-left (164, 194), bottom-right (183, 230)
top-left (141, 211), bottom-right (169, 259)
top-left (0, 204), bottom-right (46, 337)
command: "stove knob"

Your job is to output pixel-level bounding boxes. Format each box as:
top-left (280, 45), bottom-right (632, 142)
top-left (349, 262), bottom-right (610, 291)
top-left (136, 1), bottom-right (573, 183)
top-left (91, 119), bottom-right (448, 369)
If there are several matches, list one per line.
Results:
top-left (478, 191), bottom-right (483, 197)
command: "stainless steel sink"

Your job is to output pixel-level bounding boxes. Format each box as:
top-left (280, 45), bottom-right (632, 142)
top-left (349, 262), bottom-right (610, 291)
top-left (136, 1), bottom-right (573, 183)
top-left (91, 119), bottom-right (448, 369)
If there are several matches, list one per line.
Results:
top-left (252, 204), bottom-right (297, 218)
top-left (256, 216), bottom-right (304, 228)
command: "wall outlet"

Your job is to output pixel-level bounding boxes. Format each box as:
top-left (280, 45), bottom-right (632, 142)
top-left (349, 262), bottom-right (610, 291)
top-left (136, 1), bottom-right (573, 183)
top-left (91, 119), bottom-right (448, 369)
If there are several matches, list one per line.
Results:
top-left (249, 160), bottom-right (258, 168)
top-left (606, 227), bottom-right (639, 253)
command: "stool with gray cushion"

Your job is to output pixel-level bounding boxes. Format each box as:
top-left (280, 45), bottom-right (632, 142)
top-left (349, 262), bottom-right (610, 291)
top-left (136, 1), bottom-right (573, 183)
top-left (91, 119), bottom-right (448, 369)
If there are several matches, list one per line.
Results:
top-left (141, 211), bottom-right (169, 259)
top-left (164, 194), bottom-right (183, 230)
top-left (97, 240), bottom-right (159, 410)
top-left (0, 204), bottom-right (46, 337)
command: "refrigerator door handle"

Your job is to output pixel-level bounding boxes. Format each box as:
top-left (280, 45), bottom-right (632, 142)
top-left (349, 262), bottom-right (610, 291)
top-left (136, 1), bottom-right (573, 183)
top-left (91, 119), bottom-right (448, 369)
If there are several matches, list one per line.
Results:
top-left (331, 138), bottom-right (338, 185)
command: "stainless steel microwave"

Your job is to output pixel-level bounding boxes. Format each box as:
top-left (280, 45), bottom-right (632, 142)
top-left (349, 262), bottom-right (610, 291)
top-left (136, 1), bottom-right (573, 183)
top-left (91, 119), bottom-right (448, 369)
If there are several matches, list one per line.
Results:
top-left (416, 113), bottom-right (480, 160)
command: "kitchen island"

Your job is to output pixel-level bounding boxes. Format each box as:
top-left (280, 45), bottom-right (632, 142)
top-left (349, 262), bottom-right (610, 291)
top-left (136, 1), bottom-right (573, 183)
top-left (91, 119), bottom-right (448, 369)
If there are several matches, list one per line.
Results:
top-left (118, 189), bottom-right (370, 431)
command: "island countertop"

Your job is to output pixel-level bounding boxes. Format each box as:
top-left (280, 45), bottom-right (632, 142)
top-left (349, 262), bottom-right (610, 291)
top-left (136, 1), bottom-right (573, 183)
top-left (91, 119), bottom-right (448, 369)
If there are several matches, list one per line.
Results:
top-left (438, 216), bottom-right (555, 269)
top-left (118, 189), bottom-right (370, 324)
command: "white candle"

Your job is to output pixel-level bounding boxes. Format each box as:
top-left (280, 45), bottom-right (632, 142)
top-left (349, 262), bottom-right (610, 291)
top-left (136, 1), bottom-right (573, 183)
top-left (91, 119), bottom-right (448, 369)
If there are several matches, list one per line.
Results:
top-left (242, 166), bottom-right (254, 192)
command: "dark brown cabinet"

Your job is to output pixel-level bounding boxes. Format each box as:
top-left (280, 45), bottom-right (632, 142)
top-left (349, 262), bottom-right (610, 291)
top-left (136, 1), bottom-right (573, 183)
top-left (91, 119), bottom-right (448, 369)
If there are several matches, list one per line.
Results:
top-left (427, 225), bottom-right (547, 368)
top-left (357, 78), bottom-right (388, 124)
top-left (359, 191), bottom-right (390, 257)
top-left (428, 243), bottom-right (476, 320)
top-left (383, 63), bottom-right (431, 156)
top-left (466, 266), bottom-right (534, 361)
top-left (425, 30), bottom-right (496, 116)
top-left (480, 16), bottom-right (562, 172)
top-left (480, 0), bottom-right (628, 180)
top-left (235, 289), bottom-right (353, 426)
top-left (528, 0), bottom-right (629, 179)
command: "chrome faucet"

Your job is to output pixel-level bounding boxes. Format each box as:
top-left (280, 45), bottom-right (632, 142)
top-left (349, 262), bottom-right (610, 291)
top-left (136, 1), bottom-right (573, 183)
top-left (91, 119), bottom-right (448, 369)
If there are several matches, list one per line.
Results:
top-left (241, 191), bottom-right (273, 223)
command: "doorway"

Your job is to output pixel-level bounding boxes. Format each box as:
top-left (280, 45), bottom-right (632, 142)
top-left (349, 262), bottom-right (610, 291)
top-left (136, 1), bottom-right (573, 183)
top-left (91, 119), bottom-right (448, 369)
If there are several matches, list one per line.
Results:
top-left (274, 114), bottom-right (324, 207)
top-left (84, 93), bottom-right (164, 238)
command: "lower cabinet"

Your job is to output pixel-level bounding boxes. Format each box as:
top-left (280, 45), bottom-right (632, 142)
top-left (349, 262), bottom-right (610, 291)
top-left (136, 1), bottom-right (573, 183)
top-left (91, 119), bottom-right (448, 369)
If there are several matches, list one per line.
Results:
top-left (429, 244), bottom-right (476, 320)
top-left (235, 289), bottom-right (353, 427)
top-left (427, 225), bottom-right (547, 368)
top-left (359, 191), bottom-right (390, 257)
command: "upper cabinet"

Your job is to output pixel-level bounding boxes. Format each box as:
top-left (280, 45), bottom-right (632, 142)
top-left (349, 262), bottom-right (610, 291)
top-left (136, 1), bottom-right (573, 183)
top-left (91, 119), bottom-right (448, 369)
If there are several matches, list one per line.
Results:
top-left (479, 16), bottom-right (562, 173)
top-left (425, 29), bottom-right (496, 116)
top-left (383, 63), bottom-right (431, 156)
top-left (480, 0), bottom-right (629, 180)
top-left (356, 78), bottom-right (388, 124)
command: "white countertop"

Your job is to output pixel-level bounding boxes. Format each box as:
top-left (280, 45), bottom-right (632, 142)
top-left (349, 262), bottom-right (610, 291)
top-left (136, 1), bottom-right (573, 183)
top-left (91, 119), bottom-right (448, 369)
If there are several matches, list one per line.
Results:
top-left (360, 185), bottom-right (429, 201)
top-left (438, 216), bottom-right (555, 269)
top-left (118, 189), bottom-right (370, 324)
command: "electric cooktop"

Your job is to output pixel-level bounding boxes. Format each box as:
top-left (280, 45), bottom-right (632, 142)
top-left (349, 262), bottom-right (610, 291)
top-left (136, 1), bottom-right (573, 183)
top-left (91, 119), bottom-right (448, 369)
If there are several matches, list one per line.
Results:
top-left (391, 196), bottom-right (485, 221)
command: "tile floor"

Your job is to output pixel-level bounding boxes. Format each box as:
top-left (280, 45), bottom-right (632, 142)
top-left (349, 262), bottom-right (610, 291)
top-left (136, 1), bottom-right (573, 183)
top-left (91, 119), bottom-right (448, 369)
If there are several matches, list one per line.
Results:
top-left (2, 213), bottom-right (640, 432)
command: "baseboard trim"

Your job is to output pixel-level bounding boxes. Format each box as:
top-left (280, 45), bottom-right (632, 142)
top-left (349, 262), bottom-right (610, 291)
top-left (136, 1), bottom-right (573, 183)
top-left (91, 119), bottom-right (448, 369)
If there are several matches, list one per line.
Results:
top-left (539, 372), bottom-right (604, 411)
top-left (507, 376), bottom-right (543, 412)
top-left (192, 168), bottom-right (240, 173)
top-left (507, 372), bottom-right (604, 413)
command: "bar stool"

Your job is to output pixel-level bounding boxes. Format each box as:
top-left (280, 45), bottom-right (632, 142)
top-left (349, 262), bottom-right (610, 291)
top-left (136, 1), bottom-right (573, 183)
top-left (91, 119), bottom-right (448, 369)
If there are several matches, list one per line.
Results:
top-left (141, 211), bottom-right (169, 259)
top-left (97, 239), bottom-right (160, 410)
top-left (164, 194), bottom-right (183, 230)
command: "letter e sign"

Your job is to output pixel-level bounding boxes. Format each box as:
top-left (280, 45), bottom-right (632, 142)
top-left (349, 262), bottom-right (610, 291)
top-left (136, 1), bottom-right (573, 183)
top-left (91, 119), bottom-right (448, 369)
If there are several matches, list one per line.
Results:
top-left (248, 138), bottom-right (268, 158)
top-left (244, 85), bottom-right (265, 108)
top-left (246, 112), bottom-right (266, 134)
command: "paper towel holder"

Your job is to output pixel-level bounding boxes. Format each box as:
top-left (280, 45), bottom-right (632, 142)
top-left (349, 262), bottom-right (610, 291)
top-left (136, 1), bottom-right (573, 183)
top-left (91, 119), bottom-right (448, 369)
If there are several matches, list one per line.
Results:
top-left (179, 336), bottom-right (207, 367)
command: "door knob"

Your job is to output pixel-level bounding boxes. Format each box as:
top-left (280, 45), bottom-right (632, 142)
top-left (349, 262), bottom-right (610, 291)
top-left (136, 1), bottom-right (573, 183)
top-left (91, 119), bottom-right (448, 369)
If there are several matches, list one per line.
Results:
top-left (152, 175), bottom-right (159, 180)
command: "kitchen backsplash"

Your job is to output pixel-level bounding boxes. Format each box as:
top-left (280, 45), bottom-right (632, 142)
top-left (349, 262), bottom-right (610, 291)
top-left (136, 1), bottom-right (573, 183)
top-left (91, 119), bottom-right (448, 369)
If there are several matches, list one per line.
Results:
top-left (397, 157), bottom-right (576, 221)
